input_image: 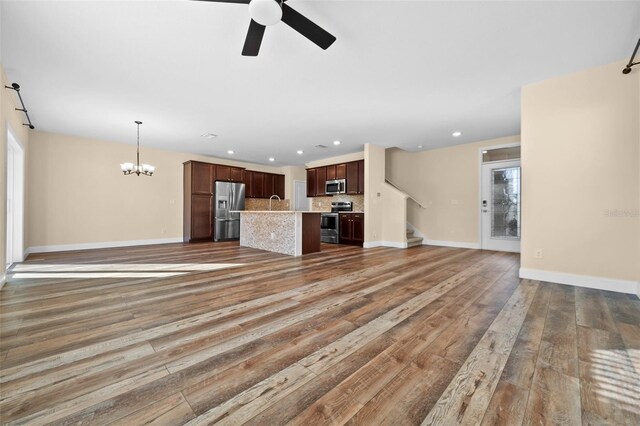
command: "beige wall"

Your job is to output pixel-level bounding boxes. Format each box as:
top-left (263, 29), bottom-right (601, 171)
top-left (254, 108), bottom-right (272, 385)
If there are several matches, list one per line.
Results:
top-left (364, 143), bottom-right (406, 245)
top-left (1, 66), bottom-right (30, 280)
top-left (386, 135), bottom-right (520, 245)
top-left (27, 131), bottom-right (288, 249)
top-left (521, 60), bottom-right (639, 283)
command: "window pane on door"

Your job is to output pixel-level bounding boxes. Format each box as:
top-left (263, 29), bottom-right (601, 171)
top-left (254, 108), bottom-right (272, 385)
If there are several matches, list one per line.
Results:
top-left (491, 167), bottom-right (520, 239)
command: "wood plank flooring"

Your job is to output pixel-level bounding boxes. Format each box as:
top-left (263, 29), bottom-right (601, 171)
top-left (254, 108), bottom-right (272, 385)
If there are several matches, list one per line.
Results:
top-left (1, 242), bottom-right (638, 425)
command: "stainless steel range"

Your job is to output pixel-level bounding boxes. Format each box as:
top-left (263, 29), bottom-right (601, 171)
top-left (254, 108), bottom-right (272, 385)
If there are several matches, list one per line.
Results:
top-left (321, 201), bottom-right (352, 243)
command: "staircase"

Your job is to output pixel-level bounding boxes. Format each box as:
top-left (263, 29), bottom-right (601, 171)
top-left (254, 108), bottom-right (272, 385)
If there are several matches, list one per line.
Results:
top-left (406, 228), bottom-right (423, 248)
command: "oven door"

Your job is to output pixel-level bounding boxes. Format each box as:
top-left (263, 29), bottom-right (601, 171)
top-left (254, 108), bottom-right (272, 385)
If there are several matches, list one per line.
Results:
top-left (320, 213), bottom-right (339, 243)
top-left (320, 213), bottom-right (338, 230)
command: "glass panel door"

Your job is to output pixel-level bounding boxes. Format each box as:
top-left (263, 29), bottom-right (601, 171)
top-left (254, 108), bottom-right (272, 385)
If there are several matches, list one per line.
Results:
top-left (481, 160), bottom-right (521, 252)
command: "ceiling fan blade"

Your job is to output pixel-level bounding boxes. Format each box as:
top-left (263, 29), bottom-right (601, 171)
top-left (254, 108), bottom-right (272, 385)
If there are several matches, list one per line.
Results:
top-left (242, 19), bottom-right (266, 56)
top-left (281, 3), bottom-right (336, 50)
top-left (192, 0), bottom-right (250, 4)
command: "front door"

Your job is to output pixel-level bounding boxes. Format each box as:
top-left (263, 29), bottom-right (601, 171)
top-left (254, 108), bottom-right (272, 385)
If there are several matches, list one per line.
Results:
top-left (481, 160), bottom-right (521, 252)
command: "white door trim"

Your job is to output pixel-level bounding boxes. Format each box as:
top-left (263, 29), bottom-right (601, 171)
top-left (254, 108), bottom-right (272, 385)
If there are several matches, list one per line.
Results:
top-left (6, 125), bottom-right (25, 267)
top-left (477, 143), bottom-right (521, 248)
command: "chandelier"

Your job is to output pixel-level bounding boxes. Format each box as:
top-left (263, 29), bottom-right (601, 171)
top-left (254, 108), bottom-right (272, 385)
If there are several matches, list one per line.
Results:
top-left (120, 121), bottom-right (155, 176)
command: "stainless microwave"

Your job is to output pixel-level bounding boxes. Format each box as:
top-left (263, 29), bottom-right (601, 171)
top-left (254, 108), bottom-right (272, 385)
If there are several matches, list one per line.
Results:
top-left (325, 179), bottom-right (346, 195)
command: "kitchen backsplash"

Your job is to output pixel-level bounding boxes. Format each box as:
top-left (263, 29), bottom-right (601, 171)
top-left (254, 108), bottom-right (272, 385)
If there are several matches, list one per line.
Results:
top-left (310, 195), bottom-right (365, 212)
top-left (245, 198), bottom-right (291, 211)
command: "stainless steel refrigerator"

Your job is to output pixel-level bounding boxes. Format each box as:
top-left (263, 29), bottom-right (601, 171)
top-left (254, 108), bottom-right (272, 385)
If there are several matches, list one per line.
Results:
top-left (214, 181), bottom-right (245, 241)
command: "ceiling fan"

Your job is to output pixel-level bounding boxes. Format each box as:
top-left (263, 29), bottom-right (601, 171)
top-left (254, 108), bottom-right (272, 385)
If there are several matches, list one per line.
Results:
top-left (196, 0), bottom-right (336, 56)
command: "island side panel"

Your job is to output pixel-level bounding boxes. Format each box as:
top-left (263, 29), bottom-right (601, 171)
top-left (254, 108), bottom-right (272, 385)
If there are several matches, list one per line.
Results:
top-left (239, 212), bottom-right (297, 256)
top-left (301, 213), bottom-right (321, 255)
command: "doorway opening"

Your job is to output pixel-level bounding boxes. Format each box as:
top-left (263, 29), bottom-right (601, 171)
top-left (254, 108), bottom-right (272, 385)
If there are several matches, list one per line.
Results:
top-left (294, 180), bottom-right (309, 211)
top-left (480, 145), bottom-right (521, 253)
top-left (6, 128), bottom-right (25, 268)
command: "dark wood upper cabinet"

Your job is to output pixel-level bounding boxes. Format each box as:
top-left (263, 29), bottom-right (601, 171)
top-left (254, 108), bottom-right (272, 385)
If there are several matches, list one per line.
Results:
top-left (275, 174), bottom-right (285, 199)
top-left (336, 163), bottom-right (346, 179)
top-left (252, 172), bottom-right (265, 198)
top-left (316, 167), bottom-right (327, 196)
top-left (243, 170), bottom-right (253, 198)
top-left (307, 169), bottom-right (317, 197)
top-left (216, 165), bottom-right (230, 182)
top-left (263, 173), bottom-right (275, 197)
top-left (325, 165), bottom-right (336, 181)
top-left (357, 160), bottom-right (365, 194)
top-left (346, 162), bottom-right (358, 194)
top-left (230, 167), bottom-right (244, 183)
top-left (191, 162), bottom-right (213, 194)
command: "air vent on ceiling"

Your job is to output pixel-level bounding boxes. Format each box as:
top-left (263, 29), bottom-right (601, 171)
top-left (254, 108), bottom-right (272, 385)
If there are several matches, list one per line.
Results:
top-left (315, 144), bottom-right (328, 149)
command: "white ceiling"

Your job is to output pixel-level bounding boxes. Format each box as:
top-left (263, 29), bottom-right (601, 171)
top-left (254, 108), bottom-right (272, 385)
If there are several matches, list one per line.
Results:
top-left (2, 1), bottom-right (639, 166)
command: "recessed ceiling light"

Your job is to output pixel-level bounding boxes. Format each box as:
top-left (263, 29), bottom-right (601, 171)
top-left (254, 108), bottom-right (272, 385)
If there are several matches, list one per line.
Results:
top-left (268, 157), bottom-right (275, 162)
top-left (201, 133), bottom-right (217, 139)
top-left (333, 140), bottom-right (341, 145)
top-left (297, 150), bottom-right (304, 155)
top-left (452, 131), bottom-right (462, 137)
top-left (227, 150), bottom-right (234, 155)
top-left (417, 145), bottom-right (423, 149)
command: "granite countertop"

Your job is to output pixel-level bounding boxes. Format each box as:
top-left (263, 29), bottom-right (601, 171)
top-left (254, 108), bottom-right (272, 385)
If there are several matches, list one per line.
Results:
top-left (231, 210), bottom-right (320, 213)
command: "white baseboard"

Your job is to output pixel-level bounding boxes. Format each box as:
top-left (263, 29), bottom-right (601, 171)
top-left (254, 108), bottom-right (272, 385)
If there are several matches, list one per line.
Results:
top-left (363, 241), bottom-right (408, 249)
top-left (519, 268), bottom-right (640, 296)
top-left (0, 273), bottom-right (5, 290)
top-left (423, 239), bottom-right (480, 250)
top-left (26, 237), bottom-right (184, 255)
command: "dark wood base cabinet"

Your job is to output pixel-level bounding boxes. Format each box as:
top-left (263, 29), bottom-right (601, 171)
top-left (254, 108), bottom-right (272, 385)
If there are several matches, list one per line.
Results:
top-left (339, 213), bottom-right (364, 246)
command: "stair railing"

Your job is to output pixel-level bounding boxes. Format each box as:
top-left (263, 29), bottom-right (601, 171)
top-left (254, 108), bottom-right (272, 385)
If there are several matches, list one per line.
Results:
top-left (384, 179), bottom-right (427, 209)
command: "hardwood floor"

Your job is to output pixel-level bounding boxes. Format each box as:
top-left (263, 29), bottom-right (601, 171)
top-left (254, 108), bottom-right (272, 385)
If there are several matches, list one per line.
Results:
top-left (1, 242), bottom-right (638, 425)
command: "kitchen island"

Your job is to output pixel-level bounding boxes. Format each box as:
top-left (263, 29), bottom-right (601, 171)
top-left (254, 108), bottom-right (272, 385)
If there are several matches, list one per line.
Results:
top-left (235, 211), bottom-right (321, 256)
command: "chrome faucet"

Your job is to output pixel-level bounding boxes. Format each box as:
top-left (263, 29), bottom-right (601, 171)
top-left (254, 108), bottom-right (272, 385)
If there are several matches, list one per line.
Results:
top-left (269, 195), bottom-right (281, 211)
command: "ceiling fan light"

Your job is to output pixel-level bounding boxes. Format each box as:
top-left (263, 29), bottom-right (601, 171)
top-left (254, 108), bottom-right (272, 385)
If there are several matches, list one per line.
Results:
top-left (248, 0), bottom-right (282, 26)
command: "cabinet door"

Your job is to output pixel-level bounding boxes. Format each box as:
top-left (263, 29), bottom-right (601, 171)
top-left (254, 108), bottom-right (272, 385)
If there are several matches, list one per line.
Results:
top-left (191, 195), bottom-right (213, 240)
top-left (230, 167), bottom-right (244, 183)
top-left (352, 214), bottom-right (364, 242)
top-left (346, 162), bottom-right (358, 194)
top-left (253, 172), bottom-right (265, 198)
top-left (306, 169), bottom-right (317, 197)
top-left (325, 165), bottom-right (336, 181)
top-left (275, 174), bottom-right (285, 199)
top-left (264, 173), bottom-right (275, 197)
top-left (316, 167), bottom-right (327, 196)
top-left (336, 164), bottom-right (346, 179)
top-left (357, 160), bottom-right (365, 194)
top-left (243, 171), bottom-right (253, 198)
top-left (339, 214), bottom-right (352, 241)
top-left (216, 165), bottom-right (231, 182)
top-left (192, 162), bottom-right (213, 194)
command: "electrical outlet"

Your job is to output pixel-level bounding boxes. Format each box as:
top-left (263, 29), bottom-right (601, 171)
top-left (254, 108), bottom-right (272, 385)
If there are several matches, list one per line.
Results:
top-left (270, 233), bottom-right (275, 240)
top-left (169, 199), bottom-right (175, 205)
top-left (534, 249), bottom-right (543, 259)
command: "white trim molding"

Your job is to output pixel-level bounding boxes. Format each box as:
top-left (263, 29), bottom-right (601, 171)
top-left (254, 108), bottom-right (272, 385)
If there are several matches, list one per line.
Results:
top-left (519, 268), bottom-right (640, 296)
top-left (0, 273), bottom-right (6, 290)
top-left (26, 237), bottom-right (184, 254)
top-left (424, 239), bottom-right (480, 250)
top-left (363, 241), bottom-right (408, 249)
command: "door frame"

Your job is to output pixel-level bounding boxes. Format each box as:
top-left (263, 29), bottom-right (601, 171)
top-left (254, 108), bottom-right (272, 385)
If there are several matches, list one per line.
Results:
top-left (6, 124), bottom-right (25, 267)
top-left (477, 142), bottom-right (521, 251)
